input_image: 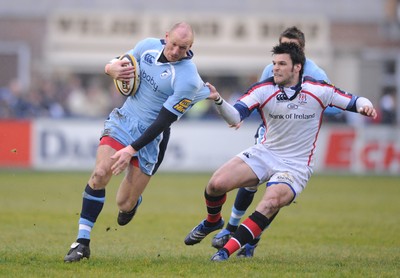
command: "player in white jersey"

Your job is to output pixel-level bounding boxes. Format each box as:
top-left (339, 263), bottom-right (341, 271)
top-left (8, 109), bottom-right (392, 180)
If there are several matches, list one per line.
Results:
top-left (64, 22), bottom-right (210, 263)
top-left (184, 42), bottom-right (376, 261)
top-left (212, 26), bottom-right (341, 257)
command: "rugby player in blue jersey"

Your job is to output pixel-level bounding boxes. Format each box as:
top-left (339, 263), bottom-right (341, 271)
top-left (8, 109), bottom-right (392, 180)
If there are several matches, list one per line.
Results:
top-left (212, 26), bottom-right (341, 258)
top-left (64, 22), bottom-right (210, 262)
top-left (184, 42), bottom-right (376, 261)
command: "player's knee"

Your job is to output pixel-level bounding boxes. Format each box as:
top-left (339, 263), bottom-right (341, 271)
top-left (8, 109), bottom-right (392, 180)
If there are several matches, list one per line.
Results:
top-left (207, 175), bottom-right (227, 195)
top-left (90, 168), bottom-right (109, 189)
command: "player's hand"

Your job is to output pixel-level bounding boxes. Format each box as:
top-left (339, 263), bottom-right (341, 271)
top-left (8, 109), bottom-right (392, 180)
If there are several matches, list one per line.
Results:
top-left (358, 106), bottom-right (377, 119)
top-left (111, 145), bottom-right (136, 175)
top-left (205, 82), bottom-right (220, 101)
top-left (229, 121), bottom-right (243, 130)
top-left (106, 60), bottom-right (135, 82)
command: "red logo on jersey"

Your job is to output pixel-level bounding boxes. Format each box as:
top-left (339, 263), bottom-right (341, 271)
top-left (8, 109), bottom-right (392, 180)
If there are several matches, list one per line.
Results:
top-left (297, 93), bottom-right (307, 104)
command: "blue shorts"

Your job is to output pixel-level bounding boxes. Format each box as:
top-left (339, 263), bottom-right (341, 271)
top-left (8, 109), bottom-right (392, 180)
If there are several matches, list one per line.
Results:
top-left (101, 107), bottom-right (169, 175)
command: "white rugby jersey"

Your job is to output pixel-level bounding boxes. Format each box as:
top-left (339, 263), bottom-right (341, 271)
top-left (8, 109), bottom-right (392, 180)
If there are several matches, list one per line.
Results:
top-left (236, 76), bottom-right (357, 168)
top-left (260, 59), bottom-right (341, 116)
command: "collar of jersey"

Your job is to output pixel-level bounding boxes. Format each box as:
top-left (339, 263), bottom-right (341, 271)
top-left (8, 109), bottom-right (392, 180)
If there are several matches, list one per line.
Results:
top-left (279, 79), bottom-right (302, 101)
top-left (160, 39), bottom-right (194, 61)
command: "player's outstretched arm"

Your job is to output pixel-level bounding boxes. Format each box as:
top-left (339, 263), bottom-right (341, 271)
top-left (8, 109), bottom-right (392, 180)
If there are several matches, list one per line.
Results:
top-left (206, 83), bottom-right (241, 126)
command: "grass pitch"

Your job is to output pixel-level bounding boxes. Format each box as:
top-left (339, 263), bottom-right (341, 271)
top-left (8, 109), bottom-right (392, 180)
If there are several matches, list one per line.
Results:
top-left (0, 171), bottom-right (399, 277)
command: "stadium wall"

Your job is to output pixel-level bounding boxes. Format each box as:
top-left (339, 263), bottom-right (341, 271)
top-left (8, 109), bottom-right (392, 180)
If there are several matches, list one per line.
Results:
top-left (0, 119), bottom-right (399, 175)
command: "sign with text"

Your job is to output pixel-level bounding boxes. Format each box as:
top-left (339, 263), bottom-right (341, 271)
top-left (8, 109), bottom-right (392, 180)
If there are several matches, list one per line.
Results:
top-left (46, 12), bottom-right (330, 72)
top-left (2, 119), bottom-right (398, 175)
top-left (33, 120), bottom-right (400, 174)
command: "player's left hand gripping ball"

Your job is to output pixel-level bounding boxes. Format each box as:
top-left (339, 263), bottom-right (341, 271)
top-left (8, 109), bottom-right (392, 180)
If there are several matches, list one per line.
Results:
top-left (114, 54), bottom-right (140, 97)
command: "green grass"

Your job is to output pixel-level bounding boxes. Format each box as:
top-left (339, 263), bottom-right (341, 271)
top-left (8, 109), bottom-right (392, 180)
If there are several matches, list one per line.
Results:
top-left (0, 171), bottom-right (399, 277)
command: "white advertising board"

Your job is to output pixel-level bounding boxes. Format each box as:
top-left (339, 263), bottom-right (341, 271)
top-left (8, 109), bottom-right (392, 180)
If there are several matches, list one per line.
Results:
top-left (31, 119), bottom-right (400, 175)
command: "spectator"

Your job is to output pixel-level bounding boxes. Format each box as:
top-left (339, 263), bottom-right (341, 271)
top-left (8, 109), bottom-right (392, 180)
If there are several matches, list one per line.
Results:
top-left (379, 88), bottom-right (397, 125)
top-left (65, 75), bottom-right (88, 117)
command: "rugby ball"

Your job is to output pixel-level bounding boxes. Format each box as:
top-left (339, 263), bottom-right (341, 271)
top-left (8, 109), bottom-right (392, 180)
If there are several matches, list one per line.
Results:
top-left (113, 54), bottom-right (140, 97)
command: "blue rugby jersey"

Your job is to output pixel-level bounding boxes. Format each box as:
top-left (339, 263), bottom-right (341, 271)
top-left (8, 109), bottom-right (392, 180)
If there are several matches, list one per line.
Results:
top-left (122, 38), bottom-right (210, 126)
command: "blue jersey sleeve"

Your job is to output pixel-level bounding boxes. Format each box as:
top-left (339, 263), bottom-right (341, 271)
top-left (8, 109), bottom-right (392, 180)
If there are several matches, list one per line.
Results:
top-left (234, 102), bottom-right (253, 121)
top-left (163, 64), bottom-right (209, 118)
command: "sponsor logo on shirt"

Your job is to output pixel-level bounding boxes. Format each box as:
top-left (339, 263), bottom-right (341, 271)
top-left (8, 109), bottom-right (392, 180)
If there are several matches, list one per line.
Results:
top-left (276, 172), bottom-right (294, 184)
top-left (287, 103), bottom-right (298, 110)
top-left (269, 113), bottom-right (285, 119)
top-left (160, 69), bottom-right (171, 79)
top-left (143, 53), bottom-right (155, 65)
top-left (141, 69), bottom-right (158, 92)
top-left (269, 112), bottom-right (315, 120)
top-left (173, 98), bottom-right (192, 114)
top-left (276, 93), bottom-right (288, 102)
top-left (293, 113), bottom-right (315, 119)
top-left (297, 93), bottom-right (307, 104)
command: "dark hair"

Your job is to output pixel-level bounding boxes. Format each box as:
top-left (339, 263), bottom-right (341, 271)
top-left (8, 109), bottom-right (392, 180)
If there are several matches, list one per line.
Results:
top-left (272, 42), bottom-right (305, 76)
top-left (279, 26), bottom-right (305, 50)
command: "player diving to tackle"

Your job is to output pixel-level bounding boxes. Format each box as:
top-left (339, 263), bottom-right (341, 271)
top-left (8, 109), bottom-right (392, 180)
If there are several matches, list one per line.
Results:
top-left (184, 42), bottom-right (377, 261)
top-left (212, 26), bottom-right (342, 258)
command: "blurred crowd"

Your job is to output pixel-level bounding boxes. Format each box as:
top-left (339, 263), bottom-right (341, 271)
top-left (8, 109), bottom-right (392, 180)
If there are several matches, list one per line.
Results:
top-left (0, 74), bottom-right (397, 125)
top-left (0, 75), bottom-right (124, 119)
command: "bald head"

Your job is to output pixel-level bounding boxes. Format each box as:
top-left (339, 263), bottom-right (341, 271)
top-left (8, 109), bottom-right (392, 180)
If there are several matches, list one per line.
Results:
top-left (169, 22), bottom-right (194, 45)
top-left (164, 22), bottom-right (194, 62)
